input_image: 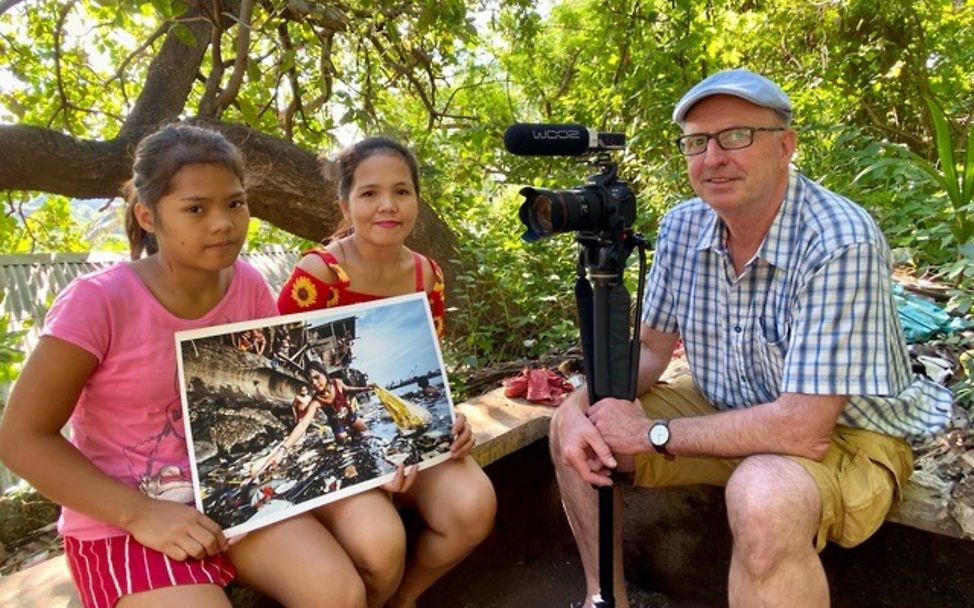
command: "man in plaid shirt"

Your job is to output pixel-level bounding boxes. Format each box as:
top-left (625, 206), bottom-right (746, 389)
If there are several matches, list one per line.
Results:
top-left (550, 69), bottom-right (953, 608)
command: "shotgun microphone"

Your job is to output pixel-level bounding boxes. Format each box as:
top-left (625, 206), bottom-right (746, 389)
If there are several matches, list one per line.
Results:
top-left (503, 123), bottom-right (626, 156)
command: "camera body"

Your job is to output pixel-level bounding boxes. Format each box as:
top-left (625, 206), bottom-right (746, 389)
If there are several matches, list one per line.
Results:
top-left (517, 162), bottom-right (636, 242)
top-left (503, 123), bottom-right (636, 242)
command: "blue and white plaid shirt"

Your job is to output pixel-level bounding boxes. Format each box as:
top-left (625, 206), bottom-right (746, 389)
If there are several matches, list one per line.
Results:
top-left (642, 172), bottom-right (952, 438)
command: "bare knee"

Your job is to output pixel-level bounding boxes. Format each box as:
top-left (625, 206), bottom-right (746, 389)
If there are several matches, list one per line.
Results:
top-left (289, 574), bottom-right (367, 608)
top-left (449, 470), bottom-right (497, 545)
top-left (725, 457), bottom-right (819, 579)
top-left (355, 518), bottom-right (407, 589)
top-left (417, 462), bottom-right (497, 552)
top-left (260, 553), bottom-right (367, 608)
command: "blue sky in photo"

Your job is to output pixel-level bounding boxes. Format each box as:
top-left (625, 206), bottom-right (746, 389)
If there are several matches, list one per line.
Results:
top-left (347, 298), bottom-right (442, 386)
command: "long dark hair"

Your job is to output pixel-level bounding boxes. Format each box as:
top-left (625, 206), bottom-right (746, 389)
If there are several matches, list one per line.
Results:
top-left (305, 360), bottom-right (330, 383)
top-left (123, 124), bottom-right (246, 260)
top-left (322, 136), bottom-right (420, 240)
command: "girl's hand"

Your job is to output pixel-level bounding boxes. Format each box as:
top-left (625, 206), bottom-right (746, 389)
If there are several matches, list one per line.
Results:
top-left (382, 463), bottom-right (419, 494)
top-left (127, 498), bottom-right (228, 561)
top-left (450, 413), bottom-right (475, 459)
top-left (248, 446), bottom-right (284, 480)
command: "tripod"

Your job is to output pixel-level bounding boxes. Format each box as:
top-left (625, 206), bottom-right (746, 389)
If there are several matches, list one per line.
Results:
top-left (574, 228), bottom-right (648, 608)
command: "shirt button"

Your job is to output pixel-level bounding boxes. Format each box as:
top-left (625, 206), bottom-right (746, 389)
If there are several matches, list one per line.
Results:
top-left (734, 325), bottom-right (742, 333)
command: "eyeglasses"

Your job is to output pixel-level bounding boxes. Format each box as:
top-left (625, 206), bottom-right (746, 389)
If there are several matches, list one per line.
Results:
top-left (675, 126), bottom-right (785, 157)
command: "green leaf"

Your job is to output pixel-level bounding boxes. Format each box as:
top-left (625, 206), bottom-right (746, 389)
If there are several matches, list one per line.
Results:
top-left (246, 58), bottom-right (262, 83)
top-left (852, 157), bottom-right (901, 184)
top-left (151, 0), bottom-right (173, 19)
top-left (963, 125), bottom-right (974, 206)
top-left (170, 23), bottom-right (196, 48)
top-left (925, 97), bottom-right (961, 207)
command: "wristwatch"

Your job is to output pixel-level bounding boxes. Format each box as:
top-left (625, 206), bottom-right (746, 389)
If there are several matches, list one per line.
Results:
top-left (648, 419), bottom-right (671, 455)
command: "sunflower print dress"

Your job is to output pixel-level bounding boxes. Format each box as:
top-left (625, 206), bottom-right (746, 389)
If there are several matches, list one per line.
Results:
top-left (277, 249), bottom-right (446, 338)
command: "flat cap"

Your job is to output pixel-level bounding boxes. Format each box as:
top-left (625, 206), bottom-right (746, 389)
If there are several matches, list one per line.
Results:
top-left (672, 69), bottom-right (792, 125)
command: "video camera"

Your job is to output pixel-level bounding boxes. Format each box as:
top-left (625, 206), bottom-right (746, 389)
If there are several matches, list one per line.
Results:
top-left (503, 123), bottom-right (637, 242)
top-left (504, 122), bottom-right (648, 608)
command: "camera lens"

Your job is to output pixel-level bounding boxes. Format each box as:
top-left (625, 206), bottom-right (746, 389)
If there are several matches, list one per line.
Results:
top-left (518, 186), bottom-right (597, 241)
top-left (530, 195), bottom-right (554, 235)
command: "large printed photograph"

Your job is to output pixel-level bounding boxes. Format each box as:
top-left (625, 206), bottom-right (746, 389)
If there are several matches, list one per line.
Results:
top-left (175, 292), bottom-right (454, 536)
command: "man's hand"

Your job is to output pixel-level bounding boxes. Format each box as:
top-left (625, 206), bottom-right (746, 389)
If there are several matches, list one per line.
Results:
top-left (588, 397), bottom-right (653, 455)
top-left (552, 401), bottom-right (617, 487)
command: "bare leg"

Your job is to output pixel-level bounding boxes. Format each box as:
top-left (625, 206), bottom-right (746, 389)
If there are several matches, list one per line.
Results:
top-left (117, 584), bottom-right (232, 607)
top-left (550, 412), bottom-right (630, 608)
top-left (725, 455), bottom-right (828, 608)
top-left (386, 456), bottom-right (496, 608)
top-left (229, 511), bottom-right (367, 607)
top-left (315, 489), bottom-right (406, 608)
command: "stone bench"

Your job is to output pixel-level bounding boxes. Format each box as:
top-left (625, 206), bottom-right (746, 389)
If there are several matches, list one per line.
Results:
top-left (0, 387), bottom-right (967, 607)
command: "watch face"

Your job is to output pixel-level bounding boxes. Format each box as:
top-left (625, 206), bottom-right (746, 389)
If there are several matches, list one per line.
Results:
top-left (649, 423), bottom-right (670, 446)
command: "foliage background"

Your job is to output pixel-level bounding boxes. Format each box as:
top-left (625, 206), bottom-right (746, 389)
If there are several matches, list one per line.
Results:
top-left (1, 0), bottom-right (973, 381)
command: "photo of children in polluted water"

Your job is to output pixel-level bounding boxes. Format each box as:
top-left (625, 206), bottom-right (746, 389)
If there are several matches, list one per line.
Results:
top-left (175, 292), bottom-right (454, 536)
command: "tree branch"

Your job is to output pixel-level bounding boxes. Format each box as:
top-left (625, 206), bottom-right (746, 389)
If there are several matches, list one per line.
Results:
top-left (0, 119), bottom-right (460, 288)
top-left (0, 0), bottom-right (26, 17)
top-left (0, 125), bottom-right (130, 197)
top-left (366, 32), bottom-right (437, 127)
top-left (49, 0), bottom-right (79, 130)
top-left (119, 5), bottom-right (212, 139)
top-left (213, 0), bottom-right (254, 117)
top-left (198, 3), bottom-right (227, 118)
top-left (104, 23), bottom-right (168, 87)
top-left (305, 25), bottom-right (337, 115)
top-left (278, 21), bottom-right (302, 139)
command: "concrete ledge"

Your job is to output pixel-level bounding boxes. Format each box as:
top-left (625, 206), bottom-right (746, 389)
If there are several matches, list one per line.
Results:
top-left (0, 554), bottom-right (78, 608)
top-left (886, 477), bottom-right (965, 538)
top-left (461, 388), bottom-right (557, 468)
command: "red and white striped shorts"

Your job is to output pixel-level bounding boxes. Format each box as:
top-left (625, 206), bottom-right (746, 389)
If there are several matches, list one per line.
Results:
top-left (63, 535), bottom-right (236, 608)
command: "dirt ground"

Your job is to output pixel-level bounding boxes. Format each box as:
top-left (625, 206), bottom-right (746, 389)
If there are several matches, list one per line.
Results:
top-left (423, 440), bottom-right (974, 608)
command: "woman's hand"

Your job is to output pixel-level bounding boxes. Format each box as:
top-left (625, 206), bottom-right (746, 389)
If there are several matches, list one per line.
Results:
top-left (449, 413), bottom-right (475, 459)
top-left (126, 498), bottom-right (228, 561)
top-left (382, 463), bottom-right (419, 494)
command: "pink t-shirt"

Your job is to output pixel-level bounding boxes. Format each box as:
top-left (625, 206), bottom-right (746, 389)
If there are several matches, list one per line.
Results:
top-left (42, 260), bottom-right (277, 540)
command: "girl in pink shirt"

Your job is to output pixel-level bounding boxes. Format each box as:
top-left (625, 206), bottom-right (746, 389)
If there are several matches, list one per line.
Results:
top-left (0, 125), bottom-right (369, 608)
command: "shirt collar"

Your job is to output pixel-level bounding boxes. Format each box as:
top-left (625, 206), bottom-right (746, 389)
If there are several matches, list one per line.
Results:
top-left (694, 171), bottom-right (802, 271)
top-left (756, 171), bottom-right (801, 270)
top-left (695, 210), bottom-right (724, 252)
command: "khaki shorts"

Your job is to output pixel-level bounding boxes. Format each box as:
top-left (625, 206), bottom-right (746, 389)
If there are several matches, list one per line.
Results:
top-left (631, 377), bottom-right (914, 551)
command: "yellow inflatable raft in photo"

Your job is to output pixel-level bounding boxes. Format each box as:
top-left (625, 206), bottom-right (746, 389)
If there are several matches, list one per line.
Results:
top-left (373, 384), bottom-right (432, 430)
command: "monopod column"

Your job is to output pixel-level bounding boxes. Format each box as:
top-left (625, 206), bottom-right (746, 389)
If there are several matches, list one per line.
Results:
top-left (581, 230), bottom-right (642, 608)
top-left (588, 265), bottom-right (628, 608)
top-left (592, 269), bottom-right (612, 608)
